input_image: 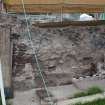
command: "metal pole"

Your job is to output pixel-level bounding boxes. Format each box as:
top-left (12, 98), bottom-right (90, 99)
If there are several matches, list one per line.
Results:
top-left (0, 60), bottom-right (6, 105)
top-left (60, 7), bottom-right (63, 22)
top-left (1, 0), bottom-right (5, 13)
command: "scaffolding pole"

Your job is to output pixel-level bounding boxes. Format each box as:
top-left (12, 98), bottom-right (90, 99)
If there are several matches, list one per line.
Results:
top-left (0, 60), bottom-right (6, 105)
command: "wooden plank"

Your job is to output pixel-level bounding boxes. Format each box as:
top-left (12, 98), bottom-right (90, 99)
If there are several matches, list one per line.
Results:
top-left (0, 26), bottom-right (13, 98)
top-left (4, 0), bottom-right (105, 13)
top-left (64, 0), bottom-right (105, 5)
top-left (5, 4), bottom-right (105, 13)
top-left (4, 0), bottom-right (105, 5)
top-left (33, 20), bottom-right (105, 28)
top-left (4, 0), bottom-right (64, 4)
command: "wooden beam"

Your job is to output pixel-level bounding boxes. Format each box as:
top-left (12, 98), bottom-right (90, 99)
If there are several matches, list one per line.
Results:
top-left (4, 0), bottom-right (105, 5)
top-left (4, 0), bottom-right (105, 13)
top-left (64, 0), bottom-right (105, 5)
top-left (6, 4), bottom-right (105, 13)
top-left (4, 0), bottom-right (64, 4)
top-left (33, 20), bottom-right (105, 28)
top-left (0, 26), bottom-right (13, 98)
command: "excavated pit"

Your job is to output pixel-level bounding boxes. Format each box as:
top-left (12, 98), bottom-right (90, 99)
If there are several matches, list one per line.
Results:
top-left (1, 14), bottom-right (105, 104)
top-left (12, 24), bottom-right (105, 91)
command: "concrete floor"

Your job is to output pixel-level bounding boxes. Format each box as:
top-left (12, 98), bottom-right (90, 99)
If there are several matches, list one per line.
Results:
top-left (13, 89), bottom-right (41, 105)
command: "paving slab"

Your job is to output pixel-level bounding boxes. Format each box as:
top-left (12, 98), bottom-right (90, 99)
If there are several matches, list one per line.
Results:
top-left (13, 89), bottom-right (41, 105)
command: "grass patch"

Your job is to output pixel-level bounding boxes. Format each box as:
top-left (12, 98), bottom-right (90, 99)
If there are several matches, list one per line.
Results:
top-left (74, 86), bottom-right (103, 98)
top-left (74, 98), bottom-right (105, 105)
top-left (7, 99), bottom-right (12, 105)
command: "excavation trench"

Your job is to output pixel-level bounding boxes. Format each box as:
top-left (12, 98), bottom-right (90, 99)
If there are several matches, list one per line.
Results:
top-left (11, 19), bottom-right (105, 105)
top-left (1, 14), bottom-right (105, 105)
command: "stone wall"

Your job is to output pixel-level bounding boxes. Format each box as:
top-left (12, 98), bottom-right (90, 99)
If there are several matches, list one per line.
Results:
top-left (11, 21), bottom-right (105, 90)
top-left (0, 14), bottom-right (105, 92)
top-left (1, 14), bottom-right (105, 103)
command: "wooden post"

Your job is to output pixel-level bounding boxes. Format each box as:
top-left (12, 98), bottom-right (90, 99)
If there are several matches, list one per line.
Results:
top-left (0, 26), bottom-right (13, 98)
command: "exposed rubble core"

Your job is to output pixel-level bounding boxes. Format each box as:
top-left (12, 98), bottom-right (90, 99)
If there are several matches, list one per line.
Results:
top-left (1, 14), bottom-right (105, 104)
top-left (10, 18), bottom-right (105, 90)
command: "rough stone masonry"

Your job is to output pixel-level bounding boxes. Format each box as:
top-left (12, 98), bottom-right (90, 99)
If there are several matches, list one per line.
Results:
top-left (11, 17), bottom-right (105, 90)
top-left (1, 14), bottom-right (105, 95)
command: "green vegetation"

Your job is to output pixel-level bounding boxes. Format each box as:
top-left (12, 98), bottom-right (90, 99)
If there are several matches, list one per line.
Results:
top-left (0, 97), bottom-right (12, 105)
top-left (0, 96), bottom-right (2, 105)
top-left (7, 100), bottom-right (12, 105)
top-left (74, 86), bottom-right (103, 98)
top-left (74, 98), bottom-right (105, 105)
